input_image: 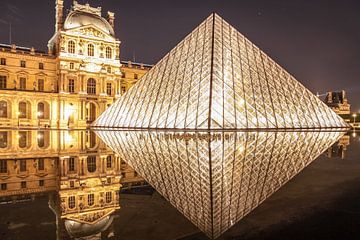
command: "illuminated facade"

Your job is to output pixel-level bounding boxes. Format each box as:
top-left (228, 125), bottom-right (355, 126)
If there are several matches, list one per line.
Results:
top-left (94, 13), bottom-right (347, 129)
top-left (0, 0), bottom-right (151, 129)
top-left (324, 90), bottom-right (351, 115)
top-left (96, 130), bottom-right (345, 239)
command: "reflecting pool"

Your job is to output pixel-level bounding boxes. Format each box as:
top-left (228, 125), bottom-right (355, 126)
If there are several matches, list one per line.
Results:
top-left (0, 129), bottom-right (359, 240)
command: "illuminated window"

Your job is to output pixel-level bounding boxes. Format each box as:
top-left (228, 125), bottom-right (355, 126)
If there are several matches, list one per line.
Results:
top-left (19, 77), bottom-right (26, 90)
top-left (39, 63), bottom-right (44, 70)
top-left (106, 47), bottom-right (112, 59)
top-left (20, 60), bottom-right (26, 68)
top-left (37, 131), bottom-right (45, 148)
top-left (87, 156), bottom-right (96, 173)
top-left (18, 131), bottom-right (30, 148)
top-left (0, 132), bottom-right (8, 148)
top-left (0, 160), bottom-right (7, 173)
top-left (68, 79), bottom-right (75, 93)
top-left (0, 58), bottom-right (6, 65)
top-left (18, 102), bottom-right (28, 118)
top-left (21, 181), bottom-right (26, 188)
top-left (87, 78), bottom-right (96, 95)
top-left (0, 76), bottom-right (6, 89)
top-left (68, 41), bottom-right (75, 54)
top-left (106, 155), bottom-right (112, 168)
top-left (37, 102), bottom-right (45, 119)
top-left (38, 79), bottom-right (44, 91)
top-left (38, 159), bottom-right (44, 170)
top-left (68, 157), bottom-right (75, 171)
top-left (105, 192), bottom-right (112, 203)
top-left (88, 194), bottom-right (94, 206)
top-left (87, 44), bottom-right (94, 56)
top-left (68, 196), bottom-right (75, 209)
top-left (106, 83), bottom-right (112, 96)
top-left (0, 101), bottom-right (8, 118)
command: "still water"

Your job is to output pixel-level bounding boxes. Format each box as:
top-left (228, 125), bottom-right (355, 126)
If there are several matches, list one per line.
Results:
top-left (0, 129), bottom-right (359, 240)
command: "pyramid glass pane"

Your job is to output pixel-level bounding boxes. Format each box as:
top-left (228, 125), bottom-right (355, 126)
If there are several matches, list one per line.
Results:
top-left (93, 13), bottom-right (347, 130)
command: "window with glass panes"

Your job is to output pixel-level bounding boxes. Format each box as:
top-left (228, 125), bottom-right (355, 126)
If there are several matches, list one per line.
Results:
top-left (68, 157), bottom-right (75, 171)
top-left (68, 196), bottom-right (75, 208)
top-left (0, 76), bottom-right (6, 89)
top-left (106, 156), bottom-right (112, 168)
top-left (88, 194), bottom-right (94, 206)
top-left (38, 159), bottom-right (44, 170)
top-left (39, 180), bottom-right (44, 186)
top-left (20, 60), bottom-right (26, 68)
top-left (1, 183), bottom-right (6, 190)
top-left (20, 160), bottom-right (26, 172)
top-left (38, 79), bottom-right (44, 91)
top-left (0, 58), bottom-right (6, 65)
top-left (39, 63), bottom-right (44, 69)
top-left (19, 77), bottom-right (26, 90)
top-left (68, 79), bottom-right (75, 93)
top-left (87, 156), bottom-right (96, 172)
top-left (106, 192), bottom-right (112, 203)
top-left (106, 83), bottom-right (112, 96)
top-left (21, 181), bottom-right (26, 188)
top-left (0, 160), bottom-right (7, 173)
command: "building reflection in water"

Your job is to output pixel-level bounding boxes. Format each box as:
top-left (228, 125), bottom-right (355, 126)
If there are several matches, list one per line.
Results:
top-left (325, 134), bottom-right (350, 159)
top-left (96, 130), bottom-right (345, 239)
top-left (0, 129), bottom-right (144, 239)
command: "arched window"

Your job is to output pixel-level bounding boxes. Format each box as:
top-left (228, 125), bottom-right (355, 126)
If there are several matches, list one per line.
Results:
top-left (37, 131), bottom-right (49, 148)
top-left (0, 101), bottom-right (7, 118)
top-left (19, 102), bottom-right (29, 119)
top-left (87, 44), bottom-right (94, 56)
top-left (106, 47), bottom-right (112, 59)
top-left (68, 41), bottom-right (75, 54)
top-left (87, 78), bottom-right (96, 95)
top-left (37, 102), bottom-right (44, 119)
top-left (18, 131), bottom-right (31, 149)
top-left (87, 156), bottom-right (96, 173)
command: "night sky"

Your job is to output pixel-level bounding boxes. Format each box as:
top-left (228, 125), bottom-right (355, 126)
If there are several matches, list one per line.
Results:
top-left (0, 0), bottom-right (359, 111)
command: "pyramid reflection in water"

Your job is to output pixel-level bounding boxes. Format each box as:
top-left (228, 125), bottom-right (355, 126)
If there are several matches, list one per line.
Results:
top-left (94, 13), bottom-right (347, 129)
top-left (96, 130), bottom-right (344, 239)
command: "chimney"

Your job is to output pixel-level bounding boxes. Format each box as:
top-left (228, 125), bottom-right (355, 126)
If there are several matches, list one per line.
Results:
top-left (55, 0), bottom-right (64, 32)
top-left (107, 11), bottom-right (115, 29)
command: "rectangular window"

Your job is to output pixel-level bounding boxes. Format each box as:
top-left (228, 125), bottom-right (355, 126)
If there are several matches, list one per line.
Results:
top-left (68, 79), bottom-right (75, 93)
top-left (38, 159), bottom-right (44, 170)
top-left (105, 192), bottom-right (112, 203)
top-left (38, 79), bottom-right (44, 91)
top-left (88, 194), bottom-right (94, 206)
top-left (39, 180), bottom-right (44, 186)
top-left (0, 160), bottom-right (7, 173)
top-left (106, 156), bottom-right (112, 168)
top-left (68, 157), bottom-right (75, 171)
top-left (70, 62), bottom-right (74, 69)
top-left (19, 77), bottom-right (26, 90)
top-left (134, 73), bottom-right (138, 80)
top-left (21, 181), bottom-right (26, 188)
top-left (0, 76), bottom-right (7, 89)
top-left (20, 160), bottom-right (26, 172)
top-left (106, 83), bottom-right (112, 96)
top-left (39, 63), bottom-right (44, 70)
top-left (0, 58), bottom-right (6, 65)
top-left (20, 60), bottom-right (26, 68)
top-left (68, 196), bottom-right (75, 209)
top-left (1, 183), bottom-right (6, 190)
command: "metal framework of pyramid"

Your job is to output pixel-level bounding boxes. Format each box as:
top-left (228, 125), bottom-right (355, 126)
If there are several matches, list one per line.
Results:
top-left (95, 130), bottom-right (344, 238)
top-left (93, 13), bottom-right (347, 129)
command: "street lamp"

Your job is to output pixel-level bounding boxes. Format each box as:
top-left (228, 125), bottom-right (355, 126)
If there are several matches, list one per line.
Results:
top-left (353, 114), bottom-right (357, 124)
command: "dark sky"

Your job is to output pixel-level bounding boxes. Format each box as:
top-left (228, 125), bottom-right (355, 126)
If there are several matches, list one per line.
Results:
top-left (0, 0), bottom-right (359, 111)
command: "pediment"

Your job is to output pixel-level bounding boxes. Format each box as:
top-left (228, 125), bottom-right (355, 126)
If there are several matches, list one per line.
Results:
top-left (66, 24), bottom-right (115, 41)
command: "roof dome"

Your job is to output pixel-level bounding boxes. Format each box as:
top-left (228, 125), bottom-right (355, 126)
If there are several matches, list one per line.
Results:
top-left (64, 11), bottom-right (115, 36)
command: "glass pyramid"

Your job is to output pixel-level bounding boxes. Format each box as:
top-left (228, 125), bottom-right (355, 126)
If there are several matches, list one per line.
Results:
top-left (95, 130), bottom-right (345, 238)
top-left (94, 13), bottom-right (347, 129)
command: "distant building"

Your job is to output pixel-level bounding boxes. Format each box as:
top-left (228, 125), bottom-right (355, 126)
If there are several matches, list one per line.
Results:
top-left (324, 90), bottom-right (351, 115)
top-left (326, 134), bottom-right (350, 159)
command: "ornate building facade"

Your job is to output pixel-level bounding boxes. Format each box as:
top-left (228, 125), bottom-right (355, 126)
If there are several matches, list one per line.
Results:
top-left (0, 0), bottom-right (151, 129)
